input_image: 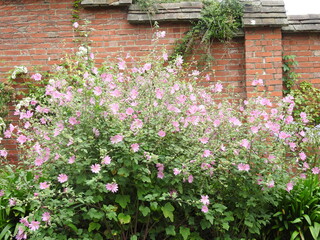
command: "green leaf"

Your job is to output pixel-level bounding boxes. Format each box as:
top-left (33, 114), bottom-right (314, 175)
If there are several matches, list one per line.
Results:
top-left (291, 218), bottom-right (302, 224)
top-left (130, 235), bottom-right (138, 240)
top-left (12, 206), bottom-right (25, 213)
top-left (87, 208), bottom-right (105, 220)
top-left (303, 214), bottom-right (312, 225)
top-left (118, 213), bottom-right (131, 224)
top-left (180, 226), bottom-right (190, 240)
top-left (140, 175), bottom-right (151, 183)
top-left (67, 223), bottom-right (78, 233)
top-left (222, 222), bottom-right (230, 230)
top-left (161, 202), bottom-right (174, 222)
top-left (0, 224), bottom-right (13, 239)
top-left (118, 167), bottom-right (129, 177)
top-left (290, 230), bottom-right (299, 240)
top-left (165, 225), bottom-right (176, 236)
top-left (115, 195), bottom-right (130, 209)
top-left (309, 222), bottom-right (320, 240)
top-left (139, 206), bottom-right (150, 217)
top-left (150, 202), bottom-right (158, 210)
top-left (88, 222), bottom-right (101, 232)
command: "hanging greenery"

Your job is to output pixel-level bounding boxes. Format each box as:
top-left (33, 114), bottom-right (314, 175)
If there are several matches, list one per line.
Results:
top-left (172, 0), bottom-right (244, 61)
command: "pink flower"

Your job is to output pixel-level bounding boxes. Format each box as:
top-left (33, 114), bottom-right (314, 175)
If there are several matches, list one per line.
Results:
top-left (110, 134), bottom-right (123, 144)
top-left (252, 79), bottom-right (263, 86)
top-left (31, 73), bottom-right (42, 81)
top-left (131, 143), bottom-right (140, 152)
top-left (9, 198), bottom-right (16, 206)
top-left (163, 52), bottom-right (168, 61)
top-left (289, 142), bottom-right (296, 151)
top-left (126, 107), bottom-right (134, 115)
top-left (237, 163), bottom-right (250, 172)
top-left (39, 182), bottom-right (50, 190)
top-left (34, 158), bottom-right (44, 166)
top-left (240, 139), bottom-right (250, 149)
top-left (42, 212), bottom-right (51, 222)
top-left (15, 226), bottom-right (27, 240)
top-left (303, 162), bottom-right (310, 169)
top-left (188, 175), bottom-right (193, 183)
top-left (266, 180), bottom-right (275, 188)
top-left (213, 83), bottom-right (223, 93)
top-left (300, 112), bottom-right (309, 123)
top-left (156, 31), bottom-right (166, 38)
top-left (29, 221), bottom-right (40, 231)
top-left (102, 155), bottom-right (112, 165)
top-left (199, 137), bottom-right (209, 144)
top-left (109, 103), bottom-right (119, 114)
top-left (20, 217), bottom-right (29, 227)
top-left (251, 126), bottom-right (259, 134)
top-left (285, 116), bottom-right (294, 124)
top-left (299, 152), bottom-right (307, 161)
top-left (279, 131), bottom-right (291, 139)
top-left (286, 182), bottom-right (294, 192)
top-left (229, 117), bottom-right (242, 126)
top-left (312, 167), bottom-right (320, 174)
top-left (200, 195), bottom-right (210, 205)
top-left (106, 183), bottom-right (118, 193)
top-left (173, 168), bottom-right (181, 175)
top-left (158, 130), bottom-right (166, 137)
top-left (143, 63), bottom-right (152, 71)
top-left (68, 155), bottom-right (76, 164)
top-left (118, 60), bottom-right (126, 70)
top-left (213, 119), bottom-right (221, 127)
top-left (93, 86), bottom-right (102, 96)
top-left (73, 22), bottom-right (79, 28)
top-left (91, 164), bottom-right (101, 173)
top-left (155, 88), bottom-right (164, 99)
top-left (69, 117), bottom-right (79, 126)
top-left (201, 205), bottom-right (209, 213)
top-left (202, 149), bottom-right (211, 158)
top-left (17, 135), bottom-right (27, 144)
top-left (157, 171), bottom-right (164, 179)
top-left (0, 150), bottom-right (8, 158)
top-left (130, 119), bottom-right (143, 131)
top-left (57, 174), bottom-right (68, 183)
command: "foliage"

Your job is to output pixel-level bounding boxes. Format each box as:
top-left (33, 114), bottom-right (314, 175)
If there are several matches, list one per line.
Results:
top-left (0, 165), bottom-right (36, 240)
top-left (290, 81), bottom-right (320, 126)
top-left (0, 30), bottom-right (315, 239)
top-left (0, 81), bottom-right (15, 133)
top-left (282, 55), bottom-right (320, 126)
top-left (172, 0), bottom-right (243, 61)
top-left (266, 175), bottom-right (320, 240)
top-left (282, 55), bottom-right (300, 95)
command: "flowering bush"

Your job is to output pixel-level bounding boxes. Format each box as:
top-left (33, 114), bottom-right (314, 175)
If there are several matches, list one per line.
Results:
top-left (0, 31), bottom-right (317, 239)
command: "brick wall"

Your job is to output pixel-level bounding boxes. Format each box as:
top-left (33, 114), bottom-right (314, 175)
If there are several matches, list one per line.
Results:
top-left (1, 0), bottom-right (320, 162)
top-left (283, 33), bottom-right (320, 88)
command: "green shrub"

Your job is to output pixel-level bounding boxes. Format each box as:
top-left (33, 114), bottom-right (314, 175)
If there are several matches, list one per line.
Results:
top-left (266, 175), bottom-right (320, 240)
top-left (0, 30), bottom-right (315, 240)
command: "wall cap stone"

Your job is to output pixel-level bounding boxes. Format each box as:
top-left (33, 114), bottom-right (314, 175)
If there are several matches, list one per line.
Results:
top-left (127, 2), bottom-right (202, 23)
top-left (81, 0), bottom-right (132, 7)
top-left (241, 0), bottom-right (288, 27)
top-left (283, 14), bottom-right (320, 32)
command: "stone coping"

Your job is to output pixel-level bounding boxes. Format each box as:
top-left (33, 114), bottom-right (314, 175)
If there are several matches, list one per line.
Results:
top-left (81, 0), bottom-right (320, 32)
top-left (128, 2), bottom-right (202, 23)
top-left (283, 14), bottom-right (320, 32)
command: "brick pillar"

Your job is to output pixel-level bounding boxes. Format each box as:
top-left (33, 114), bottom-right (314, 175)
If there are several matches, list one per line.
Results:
top-left (244, 27), bottom-right (283, 98)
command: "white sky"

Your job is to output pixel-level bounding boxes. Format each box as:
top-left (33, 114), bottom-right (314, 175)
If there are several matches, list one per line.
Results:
top-left (284, 0), bottom-right (320, 15)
